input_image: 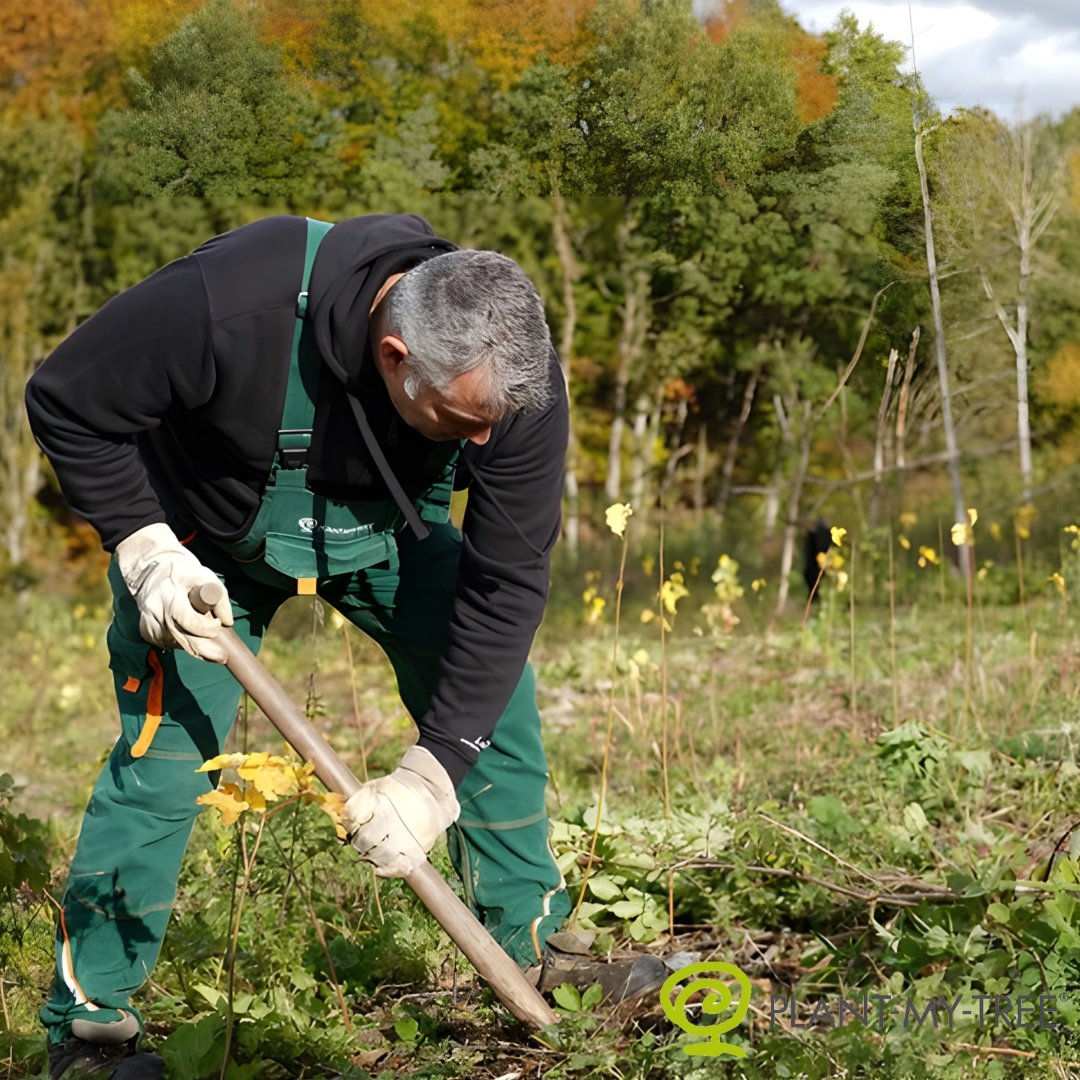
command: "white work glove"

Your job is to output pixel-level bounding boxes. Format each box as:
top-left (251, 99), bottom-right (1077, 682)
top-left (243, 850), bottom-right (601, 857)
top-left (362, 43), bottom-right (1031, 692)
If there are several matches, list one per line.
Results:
top-left (345, 746), bottom-right (460, 877)
top-left (115, 522), bottom-right (233, 663)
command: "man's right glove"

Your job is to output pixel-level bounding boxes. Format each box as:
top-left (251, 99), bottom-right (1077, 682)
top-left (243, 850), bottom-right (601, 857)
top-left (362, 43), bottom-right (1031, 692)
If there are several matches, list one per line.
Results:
top-left (345, 746), bottom-right (460, 877)
top-left (115, 522), bottom-right (233, 663)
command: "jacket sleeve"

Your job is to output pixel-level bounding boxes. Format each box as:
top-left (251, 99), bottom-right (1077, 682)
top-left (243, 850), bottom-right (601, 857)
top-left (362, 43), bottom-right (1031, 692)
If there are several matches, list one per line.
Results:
top-left (415, 354), bottom-right (568, 785)
top-left (25, 258), bottom-right (214, 551)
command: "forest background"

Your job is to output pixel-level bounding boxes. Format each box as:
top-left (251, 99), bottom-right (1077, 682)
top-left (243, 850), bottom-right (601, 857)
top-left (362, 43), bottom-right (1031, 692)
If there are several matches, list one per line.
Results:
top-left (3, 1), bottom-right (1080, 1078)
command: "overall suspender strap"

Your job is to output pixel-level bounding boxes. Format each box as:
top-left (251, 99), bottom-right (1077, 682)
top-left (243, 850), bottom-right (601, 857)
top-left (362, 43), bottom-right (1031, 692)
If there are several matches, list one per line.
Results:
top-left (278, 217), bottom-right (334, 467)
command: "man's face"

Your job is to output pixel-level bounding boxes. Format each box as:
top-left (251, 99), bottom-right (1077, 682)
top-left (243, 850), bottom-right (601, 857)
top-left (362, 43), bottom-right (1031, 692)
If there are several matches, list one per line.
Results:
top-left (369, 274), bottom-right (499, 446)
top-left (383, 356), bottom-right (498, 446)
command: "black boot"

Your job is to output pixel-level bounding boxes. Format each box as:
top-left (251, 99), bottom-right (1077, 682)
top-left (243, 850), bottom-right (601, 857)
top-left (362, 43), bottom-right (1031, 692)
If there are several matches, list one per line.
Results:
top-left (48, 1038), bottom-right (164, 1079)
top-left (535, 931), bottom-right (668, 1004)
top-left (48, 1015), bottom-right (163, 1079)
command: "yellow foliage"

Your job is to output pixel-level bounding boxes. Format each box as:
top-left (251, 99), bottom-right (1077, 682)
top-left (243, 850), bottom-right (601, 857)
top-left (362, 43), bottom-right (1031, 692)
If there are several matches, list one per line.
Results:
top-left (661, 572), bottom-right (689, 615)
top-left (918, 546), bottom-right (940, 568)
top-left (196, 784), bottom-right (250, 827)
top-left (1038, 342), bottom-right (1080, 408)
top-left (197, 753), bottom-right (249, 773)
top-left (605, 502), bottom-right (633, 537)
top-left (195, 751), bottom-right (343, 837)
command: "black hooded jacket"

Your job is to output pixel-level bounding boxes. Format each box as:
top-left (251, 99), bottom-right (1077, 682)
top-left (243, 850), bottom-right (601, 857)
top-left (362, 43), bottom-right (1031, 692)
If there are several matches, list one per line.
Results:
top-left (25, 214), bottom-right (568, 785)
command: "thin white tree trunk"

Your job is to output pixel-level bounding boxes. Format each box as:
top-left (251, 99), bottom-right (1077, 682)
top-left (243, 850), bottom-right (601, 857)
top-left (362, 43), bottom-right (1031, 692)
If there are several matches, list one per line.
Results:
top-left (774, 402), bottom-right (812, 618)
top-left (551, 189), bottom-right (581, 551)
top-left (915, 126), bottom-right (969, 579)
top-left (692, 423), bottom-right (708, 524)
top-left (604, 262), bottom-right (648, 502)
top-left (870, 348), bottom-right (900, 527)
top-left (895, 326), bottom-right (920, 470)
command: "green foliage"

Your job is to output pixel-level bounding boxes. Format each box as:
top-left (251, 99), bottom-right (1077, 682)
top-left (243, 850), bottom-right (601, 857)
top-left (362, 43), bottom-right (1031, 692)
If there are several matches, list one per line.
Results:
top-left (0, 774), bottom-right (51, 897)
top-left (95, 0), bottom-right (342, 201)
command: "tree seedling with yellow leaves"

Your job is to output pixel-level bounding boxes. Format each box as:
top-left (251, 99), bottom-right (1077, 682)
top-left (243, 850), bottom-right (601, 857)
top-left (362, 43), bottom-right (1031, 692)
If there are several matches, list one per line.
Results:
top-left (195, 751), bottom-right (346, 835)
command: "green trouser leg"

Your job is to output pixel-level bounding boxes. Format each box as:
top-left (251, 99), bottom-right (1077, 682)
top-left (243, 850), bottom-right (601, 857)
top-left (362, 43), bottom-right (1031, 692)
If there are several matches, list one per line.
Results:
top-left (40, 558), bottom-right (282, 1044)
top-left (43, 522), bottom-right (566, 1043)
top-left (320, 523), bottom-right (569, 968)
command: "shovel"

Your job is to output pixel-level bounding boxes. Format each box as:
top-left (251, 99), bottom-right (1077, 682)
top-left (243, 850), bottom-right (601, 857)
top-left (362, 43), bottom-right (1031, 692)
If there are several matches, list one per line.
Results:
top-left (190, 582), bottom-right (558, 1031)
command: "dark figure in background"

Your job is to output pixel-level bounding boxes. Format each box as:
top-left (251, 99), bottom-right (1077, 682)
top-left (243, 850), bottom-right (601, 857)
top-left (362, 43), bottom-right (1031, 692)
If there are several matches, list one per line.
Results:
top-left (803, 520), bottom-right (833, 603)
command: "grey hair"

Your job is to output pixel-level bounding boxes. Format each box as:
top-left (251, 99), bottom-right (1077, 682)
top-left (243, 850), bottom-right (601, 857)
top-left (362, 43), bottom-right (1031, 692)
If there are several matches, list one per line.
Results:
top-left (385, 249), bottom-right (554, 415)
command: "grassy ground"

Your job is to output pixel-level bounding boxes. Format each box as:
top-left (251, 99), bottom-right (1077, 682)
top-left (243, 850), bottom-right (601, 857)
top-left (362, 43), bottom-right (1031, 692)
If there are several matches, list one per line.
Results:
top-left (3, 528), bottom-right (1080, 1079)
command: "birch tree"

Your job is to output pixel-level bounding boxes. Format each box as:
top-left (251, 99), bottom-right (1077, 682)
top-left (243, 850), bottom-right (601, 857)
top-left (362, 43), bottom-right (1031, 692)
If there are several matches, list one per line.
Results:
top-left (937, 113), bottom-right (1069, 506)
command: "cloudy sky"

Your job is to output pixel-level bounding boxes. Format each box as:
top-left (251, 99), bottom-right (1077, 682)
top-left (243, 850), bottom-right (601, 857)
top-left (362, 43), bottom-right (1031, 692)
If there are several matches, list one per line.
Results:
top-left (779, 0), bottom-right (1080, 119)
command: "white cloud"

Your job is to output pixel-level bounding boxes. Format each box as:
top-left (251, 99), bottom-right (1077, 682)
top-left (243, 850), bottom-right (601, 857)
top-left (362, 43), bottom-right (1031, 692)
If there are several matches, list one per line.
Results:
top-left (781, 1), bottom-right (1080, 118)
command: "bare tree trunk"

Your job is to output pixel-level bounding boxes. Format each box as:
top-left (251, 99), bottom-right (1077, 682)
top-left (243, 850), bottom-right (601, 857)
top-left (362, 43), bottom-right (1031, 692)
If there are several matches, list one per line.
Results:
top-left (551, 189), bottom-right (581, 552)
top-left (716, 365), bottom-right (760, 525)
top-left (774, 402), bottom-right (812, 619)
top-left (870, 348), bottom-right (900, 527)
top-left (915, 126), bottom-right (969, 579)
top-left (895, 325), bottom-right (920, 470)
top-left (629, 394), bottom-right (650, 510)
top-left (604, 252), bottom-right (649, 502)
top-left (692, 423), bottom-right (708, 524)
top-left (979, 121), bottom-right (1062, 507)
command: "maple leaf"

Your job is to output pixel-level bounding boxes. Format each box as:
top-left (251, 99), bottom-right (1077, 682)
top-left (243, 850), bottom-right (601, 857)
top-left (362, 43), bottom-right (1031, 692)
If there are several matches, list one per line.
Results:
top-left (196, 784), bottom-right (249, 826)
top-left (196, 753), bottom-right (248, 774)
top-left (248, 764), bottom-right (299, 801)
top-left (306, 790), bottom-right (347, 839)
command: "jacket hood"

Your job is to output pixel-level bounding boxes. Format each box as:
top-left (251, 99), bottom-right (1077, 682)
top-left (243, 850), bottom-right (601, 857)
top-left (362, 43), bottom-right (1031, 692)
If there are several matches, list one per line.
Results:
top-left (304, 213), bottom-right (457, 539)
top-left (308, 213), bottom-right (456, 391)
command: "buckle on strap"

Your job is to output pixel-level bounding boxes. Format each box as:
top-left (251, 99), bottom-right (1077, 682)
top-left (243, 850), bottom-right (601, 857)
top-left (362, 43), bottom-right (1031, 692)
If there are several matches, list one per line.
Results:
top-left (296, 290), bottom-right (309, 317)
top-left (278, 428), bottom-right (311, 469)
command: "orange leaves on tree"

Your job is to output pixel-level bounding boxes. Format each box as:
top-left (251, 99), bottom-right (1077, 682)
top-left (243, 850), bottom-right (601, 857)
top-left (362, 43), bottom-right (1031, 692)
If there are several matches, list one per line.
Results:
top-left (196, 751), bottom-right (345, 838)
top-left (0, 0), bottom-right (113, 118)
top-left (704, 0), bottom-right (748, 44)
top-left (704, 3), bottom-right (837, 125)
top-left (788, 32), bottom-right (838, 123)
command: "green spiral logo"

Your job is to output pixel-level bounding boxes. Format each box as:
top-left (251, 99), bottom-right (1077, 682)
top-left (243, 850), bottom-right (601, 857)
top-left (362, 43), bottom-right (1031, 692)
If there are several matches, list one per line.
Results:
top-left (660, 961), bottom-right (752, 1057)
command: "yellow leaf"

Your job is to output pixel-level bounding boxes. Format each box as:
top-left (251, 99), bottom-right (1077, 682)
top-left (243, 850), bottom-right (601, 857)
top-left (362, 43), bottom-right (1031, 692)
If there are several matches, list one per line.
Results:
top-left (898, 535), bottom-right (911, 550)
top-left (197, 753), bottom-right (248, 774)
top-left (640, 608), bottom-right (655, 624)
top-left (196, 784), bottom-right (249, 826)
top-left (1049, 572), bottom-right (1066, 597)
top-left (304, 790), bottom-right (347, 839)
top-left (247, 764), bottom-right (298, 801)
top-left (235, 752), bottom-right (285, 778)
top-left (951, 522), bottom-right (973, 546)
top-left (830, 526), bottom-right (847, 547)
top-left (244, 789), bottom-right (267, 813)
top-left (604, 502), bottom-right (633, 538)
top-left (661, 572), bottom-right (689, 615)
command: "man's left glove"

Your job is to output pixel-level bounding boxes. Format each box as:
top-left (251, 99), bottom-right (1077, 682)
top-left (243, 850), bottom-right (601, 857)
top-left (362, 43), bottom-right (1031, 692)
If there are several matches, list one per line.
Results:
top-left (115, 522), bottom-right (233, 663)
top-left (345, 746), bottom-right (460, 877)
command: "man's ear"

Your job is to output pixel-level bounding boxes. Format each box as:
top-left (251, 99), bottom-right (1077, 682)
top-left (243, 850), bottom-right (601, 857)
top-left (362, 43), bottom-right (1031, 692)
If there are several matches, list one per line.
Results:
top-left (373, 334), bottom-right (409, 379)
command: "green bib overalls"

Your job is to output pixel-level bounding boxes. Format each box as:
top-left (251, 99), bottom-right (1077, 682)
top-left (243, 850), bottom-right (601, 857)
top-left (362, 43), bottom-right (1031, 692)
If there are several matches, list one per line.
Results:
top-left (42, 220), bottom-right (569, 1044)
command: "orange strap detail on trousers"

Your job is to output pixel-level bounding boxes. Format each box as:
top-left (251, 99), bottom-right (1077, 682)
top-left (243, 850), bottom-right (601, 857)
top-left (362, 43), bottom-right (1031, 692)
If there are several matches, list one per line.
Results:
top-left (129, 650), bottom-right (164, 759)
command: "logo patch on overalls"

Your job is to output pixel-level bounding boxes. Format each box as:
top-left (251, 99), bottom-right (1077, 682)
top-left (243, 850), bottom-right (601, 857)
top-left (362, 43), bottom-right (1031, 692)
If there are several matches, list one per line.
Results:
top-left (297, 518), bottom-right (375, 537)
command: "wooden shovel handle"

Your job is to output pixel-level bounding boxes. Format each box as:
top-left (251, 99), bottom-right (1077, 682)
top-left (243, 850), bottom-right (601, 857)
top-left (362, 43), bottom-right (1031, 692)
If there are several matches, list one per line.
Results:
top-left (190, 582), bottom-right (557, 1031)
